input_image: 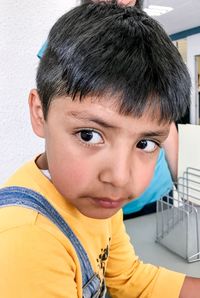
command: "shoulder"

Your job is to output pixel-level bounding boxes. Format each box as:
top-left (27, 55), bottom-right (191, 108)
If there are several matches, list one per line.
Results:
top-left (0, 205), bottom-right (38, 232)
top-left (0, 203), bottom-right (82, 272)
top-left (0, 209), bottom-right (80, 280)
top-left (0, 221), bottom-right (80, 297)
top-left (0, 205), bottom-right (80, 256)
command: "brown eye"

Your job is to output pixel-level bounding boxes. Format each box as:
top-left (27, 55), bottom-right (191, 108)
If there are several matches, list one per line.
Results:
top-left (136, 140), bottom-right (158, 152)
top-left (78, 130), bottom-right (103, 144)
top-left (80, 130), bottom-right (93, 142)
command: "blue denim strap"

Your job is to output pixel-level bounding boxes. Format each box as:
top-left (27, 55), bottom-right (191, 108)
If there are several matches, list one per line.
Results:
top-left (0, 186), bottom-right (102, 297)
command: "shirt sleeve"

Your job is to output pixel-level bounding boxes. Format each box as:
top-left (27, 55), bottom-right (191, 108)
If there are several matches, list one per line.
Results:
top-left (105, 211), bottom-right (185, 298)
top-left (0, 224), bottom-right (80, 298)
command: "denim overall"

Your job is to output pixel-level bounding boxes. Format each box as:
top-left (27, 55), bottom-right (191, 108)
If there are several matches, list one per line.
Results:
top-left (0, 186), bottom-right (106, 298)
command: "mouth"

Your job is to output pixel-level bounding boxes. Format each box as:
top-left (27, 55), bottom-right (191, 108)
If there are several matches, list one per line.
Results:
top-left (91, 197), bottom-right (125, 209)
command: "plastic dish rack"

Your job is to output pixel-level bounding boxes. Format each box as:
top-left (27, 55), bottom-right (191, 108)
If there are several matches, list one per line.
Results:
top-left (156, 167), bottom-right (200, 263)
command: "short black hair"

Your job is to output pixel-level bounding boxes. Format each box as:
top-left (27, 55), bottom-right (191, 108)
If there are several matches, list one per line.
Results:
top-left (135, 0), bottom-right (143, 9)
top-left (37, 2), bottom-right (191, 122)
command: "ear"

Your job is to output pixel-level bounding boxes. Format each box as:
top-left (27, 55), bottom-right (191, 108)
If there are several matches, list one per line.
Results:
top-left (28, 89), bottom-right (45, 138)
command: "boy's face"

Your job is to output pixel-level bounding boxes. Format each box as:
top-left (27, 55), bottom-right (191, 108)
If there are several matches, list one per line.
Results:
top-left (30, 91), bottom-right (170, 219)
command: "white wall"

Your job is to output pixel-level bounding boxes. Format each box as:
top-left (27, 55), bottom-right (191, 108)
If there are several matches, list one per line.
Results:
top-left (187, 33), bottom-right (200, 124)
top-left (0, 0), bottom-right (78, 183)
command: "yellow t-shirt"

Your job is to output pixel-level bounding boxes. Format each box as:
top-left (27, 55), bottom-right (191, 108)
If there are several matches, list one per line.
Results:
top-left (0, 159), bottom-right (185, 298)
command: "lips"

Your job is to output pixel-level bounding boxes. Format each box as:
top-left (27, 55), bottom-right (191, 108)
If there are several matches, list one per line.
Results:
top-left (92, 197), bottom-right (125, 209)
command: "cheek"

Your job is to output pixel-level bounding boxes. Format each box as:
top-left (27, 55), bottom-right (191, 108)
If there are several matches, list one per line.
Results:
top-left (54, 157), bottom-right (88, 183)
top-left (49, 150), bottom-right (95, 195)
top-left (134, 156), bottom-right (158, 196)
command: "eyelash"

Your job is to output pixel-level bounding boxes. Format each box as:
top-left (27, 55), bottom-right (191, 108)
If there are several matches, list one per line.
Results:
top-left (75, 128), bottom-right (104, 147)
top-left (74, 129), bottom-right (161, 153)
top-left (136, 139), bottom-right (161, 153)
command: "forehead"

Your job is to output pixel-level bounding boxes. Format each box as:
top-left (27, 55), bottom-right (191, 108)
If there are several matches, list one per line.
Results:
top-left (51, 91), bottom-right (167, 119)
top-left (49, 95), bottom-right (170, 134)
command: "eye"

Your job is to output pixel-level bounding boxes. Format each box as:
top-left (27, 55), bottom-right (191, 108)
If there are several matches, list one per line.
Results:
top-left (77, 129), bottom-right (103, 145)
top-left (136, 140), bottom-right (158, 153)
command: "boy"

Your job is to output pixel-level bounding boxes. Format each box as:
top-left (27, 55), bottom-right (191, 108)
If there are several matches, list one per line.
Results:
top-left (0, 1), bottom-right (199, 297)
top-left (81, 0), bottom-right (178, 222)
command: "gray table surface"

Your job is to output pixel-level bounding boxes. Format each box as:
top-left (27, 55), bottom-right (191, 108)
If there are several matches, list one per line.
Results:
top-left (124, 213), bottom-right (200, 277)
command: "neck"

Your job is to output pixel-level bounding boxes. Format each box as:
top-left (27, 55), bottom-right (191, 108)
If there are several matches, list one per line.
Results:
top-left (35, 153), bottom-right (48, 170)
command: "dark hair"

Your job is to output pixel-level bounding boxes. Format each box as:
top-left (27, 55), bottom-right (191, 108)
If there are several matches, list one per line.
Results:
top-left (37, 2), bottom-right (191, 122)
top-left (135, 0), bottom-right (143, 9)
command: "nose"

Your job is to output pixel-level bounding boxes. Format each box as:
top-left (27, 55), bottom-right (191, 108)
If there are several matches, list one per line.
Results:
top-left (99, 148), bottom-right (132, 188)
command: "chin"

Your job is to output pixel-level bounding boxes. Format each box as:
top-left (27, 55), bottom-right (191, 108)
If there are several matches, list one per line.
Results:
top-left (80, 208), bottom-right (121, 220)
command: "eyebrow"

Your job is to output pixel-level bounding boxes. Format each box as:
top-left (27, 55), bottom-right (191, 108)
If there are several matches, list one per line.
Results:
top-left (67, 110), bottom-right (169, 137)
top-left (140, 130), bottom-right (169, 138)
top-left (67, 111), bottom-right (117, 129)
